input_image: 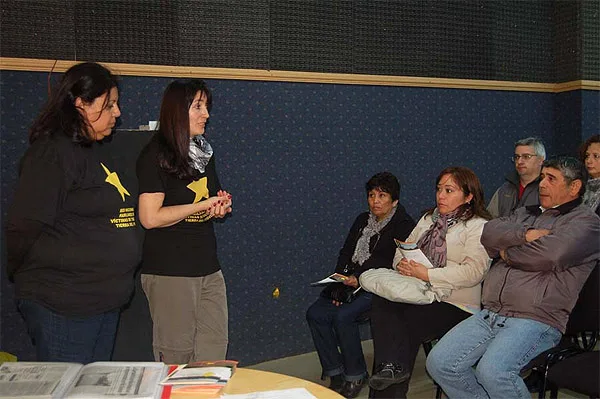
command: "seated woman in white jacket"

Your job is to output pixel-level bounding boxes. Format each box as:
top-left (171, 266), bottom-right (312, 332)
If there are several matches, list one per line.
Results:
top-left (365, 166), bottom-right (492, 399)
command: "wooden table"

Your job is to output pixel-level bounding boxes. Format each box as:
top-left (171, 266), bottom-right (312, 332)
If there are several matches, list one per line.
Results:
top-left (169, 368), bottom-right (344, 398)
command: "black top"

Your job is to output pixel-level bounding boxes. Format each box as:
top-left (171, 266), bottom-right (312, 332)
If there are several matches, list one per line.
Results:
top-left (7, 133), bottom-right (140, 316)
top-left (136, 134), bottom-right (223, 277)
top-left (334, 204), bottom-right (416, 277)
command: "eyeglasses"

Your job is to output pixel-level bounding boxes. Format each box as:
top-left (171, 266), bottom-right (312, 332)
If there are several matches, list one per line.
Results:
top-left (512, 154), bottom-right (537, 162)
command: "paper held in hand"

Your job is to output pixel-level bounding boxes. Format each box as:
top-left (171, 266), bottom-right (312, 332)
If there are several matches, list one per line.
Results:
top-left (310, 273), bottom-right (350, 286)
top-left (394, 240), bottom-right (435, 269)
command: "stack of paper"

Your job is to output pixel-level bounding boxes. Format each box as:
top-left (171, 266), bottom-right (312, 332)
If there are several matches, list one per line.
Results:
top-left (160, 360), bottom-right (237, 396)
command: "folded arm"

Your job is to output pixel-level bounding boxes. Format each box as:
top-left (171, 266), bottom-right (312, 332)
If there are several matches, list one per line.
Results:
top-left (503, 212), bottom-right (600, 272)
top-left (480, 213), bottom-right (531, 258)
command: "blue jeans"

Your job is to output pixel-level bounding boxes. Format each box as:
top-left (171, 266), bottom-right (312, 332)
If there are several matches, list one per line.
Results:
top-left (306, 292), bottom-right (372, 381)
top-left (17, 299), bottom-right (120, 363)
top-left (426, 309), bottom-right (562, 399)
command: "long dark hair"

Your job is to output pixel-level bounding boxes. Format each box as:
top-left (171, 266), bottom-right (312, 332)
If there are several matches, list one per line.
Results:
top-left (425, 166), bottom-right (492, 221)
top-left (157, 79), bottom-right (212, 179)
top-left (29, 62), bottom-right (118, 145)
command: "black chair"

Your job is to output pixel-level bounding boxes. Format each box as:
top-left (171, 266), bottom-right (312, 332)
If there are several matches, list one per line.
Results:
top-left (546, 350), bottom-right (599, 398)
top-left (520, 263), bottom-right (599, 398)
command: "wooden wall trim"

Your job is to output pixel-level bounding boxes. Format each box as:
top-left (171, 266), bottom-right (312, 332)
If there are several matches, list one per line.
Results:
top-left (2, 57), bottom-right (599, 93)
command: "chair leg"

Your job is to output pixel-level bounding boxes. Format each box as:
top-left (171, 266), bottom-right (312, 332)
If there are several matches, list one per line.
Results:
top-left (436, 385), bottom-right (443, 399)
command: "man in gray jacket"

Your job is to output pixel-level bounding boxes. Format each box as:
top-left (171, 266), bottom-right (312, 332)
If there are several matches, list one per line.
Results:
top-left (487, 137), bottom-right (545, 218)
top-left (426, 156), bottom-right (599, 399)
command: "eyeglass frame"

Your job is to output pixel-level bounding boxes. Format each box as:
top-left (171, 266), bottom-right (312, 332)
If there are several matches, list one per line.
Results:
top-left (511, 154), bottom-right (538, 162)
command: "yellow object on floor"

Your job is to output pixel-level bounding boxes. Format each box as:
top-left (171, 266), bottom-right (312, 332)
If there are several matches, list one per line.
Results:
top-left (0, 352), bottom-right (17, 362)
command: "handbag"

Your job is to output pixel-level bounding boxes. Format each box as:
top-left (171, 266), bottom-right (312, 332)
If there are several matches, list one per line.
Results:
top-left (320, 283), bottom-right (360, 303)
top-left (359, 268), bottom-right (450, 304)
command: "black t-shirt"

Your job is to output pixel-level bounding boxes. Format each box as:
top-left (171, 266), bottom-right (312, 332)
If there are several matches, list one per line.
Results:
top-left (8, 133), bottom-right (140, 316)
top-left (136, 134), bottom-right (222, 277)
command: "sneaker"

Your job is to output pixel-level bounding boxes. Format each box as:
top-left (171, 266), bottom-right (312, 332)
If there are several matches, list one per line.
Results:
top-left (369, 362), bottom-right (411, 391)
top-left (339, 376), bottom-right (368, 399)
top-left (328, 374), bottom-right (344, 393)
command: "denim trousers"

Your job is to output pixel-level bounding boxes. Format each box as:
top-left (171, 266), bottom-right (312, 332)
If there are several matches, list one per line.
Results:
top-left (426, 309), bottom-right (562, 399)
top-left (17, 299), bottom-right (120, 363)
top-left (306, 292), bottom-right (372, 381)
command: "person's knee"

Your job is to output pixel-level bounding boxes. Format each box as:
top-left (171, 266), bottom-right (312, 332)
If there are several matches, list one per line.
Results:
top-left (306, 303), bottom-right (319, 323)
top-left (425, 349), bottom-right (440, 377)
top-left (475, 358), bottom-right (506, 389)
top-left (307, 301), bottom-right (334, 325)
top-left (332, 310), bottom-right (357, 327)
top-left (426, 345), bottom-right (449, 380)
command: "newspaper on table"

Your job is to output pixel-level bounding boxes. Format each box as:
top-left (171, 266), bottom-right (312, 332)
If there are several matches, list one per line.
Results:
top-left (0, 361), bottom-right (168, 399)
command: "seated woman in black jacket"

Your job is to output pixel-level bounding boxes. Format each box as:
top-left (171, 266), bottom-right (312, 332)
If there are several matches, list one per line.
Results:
top-left (306, 172), bottom-right (415, 398)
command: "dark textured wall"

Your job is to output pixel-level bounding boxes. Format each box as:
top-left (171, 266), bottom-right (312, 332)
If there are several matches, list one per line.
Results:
top-left (581, 0), bottom-right (600, 80)
top-left (2, 70), bottom-right (598, 364)
top-left (2, 1), bottom-right (598, 82)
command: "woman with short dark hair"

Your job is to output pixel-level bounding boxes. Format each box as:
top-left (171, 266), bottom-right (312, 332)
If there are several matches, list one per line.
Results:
top-left (136, 79), bottom-right (232, 364)
top-left (7, 62), bottom-right (138, 363)
top-left (306, 172), bottom-right (415, 398)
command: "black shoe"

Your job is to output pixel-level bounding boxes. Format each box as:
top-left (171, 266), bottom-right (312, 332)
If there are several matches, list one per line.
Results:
top-left (340, 376), bottom-right (368, 399)
top-left (328, 374), bottom-right (344, 393)
top-left (369, 362), bottom-right (411, 391)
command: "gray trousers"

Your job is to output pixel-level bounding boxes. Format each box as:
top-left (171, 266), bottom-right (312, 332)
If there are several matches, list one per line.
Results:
top-left (141, 271), bottom-right (228, 364)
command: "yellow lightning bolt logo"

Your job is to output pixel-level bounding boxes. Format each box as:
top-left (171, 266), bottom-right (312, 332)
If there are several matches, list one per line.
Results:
top-left (101, 163), bottom-right (131, 201)
top-left (187, 177), bottom-right (209, 203)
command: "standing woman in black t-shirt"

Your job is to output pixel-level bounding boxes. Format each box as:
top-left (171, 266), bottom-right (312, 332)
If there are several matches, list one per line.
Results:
top-left (136, 79), bottom-right (232, 364)
top-left (7, 62), bottom-right (140, 363)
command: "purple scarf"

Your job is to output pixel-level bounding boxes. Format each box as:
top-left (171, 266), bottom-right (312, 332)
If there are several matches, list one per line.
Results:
top-left (416, 207), bottom-right (468, 268)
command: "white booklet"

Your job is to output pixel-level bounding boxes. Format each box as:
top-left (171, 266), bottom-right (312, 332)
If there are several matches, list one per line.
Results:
top-left (160, 360), bottom-right (237, 386)
top-left (310, 273), bottom-right (350, 286)
top-left (0, 361), bottom-right (168, 399)
top-left (394, 239), bottom-right (435, 269)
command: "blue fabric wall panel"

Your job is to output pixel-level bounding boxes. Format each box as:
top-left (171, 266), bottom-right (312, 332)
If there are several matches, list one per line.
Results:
top-left (582, 90), bottom-right (600, 139)
top-left (1, 71), bottom-right (570, 365)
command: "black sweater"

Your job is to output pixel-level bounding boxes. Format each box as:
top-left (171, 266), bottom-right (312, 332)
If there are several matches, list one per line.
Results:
top-left (7, 133), bottom-right (140, 316)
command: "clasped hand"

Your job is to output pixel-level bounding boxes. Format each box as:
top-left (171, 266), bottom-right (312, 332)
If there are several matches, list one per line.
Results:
top-left (206, 190), bottom-right (233, 218)
top-left (396, 258), bottom-right (429, 282)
